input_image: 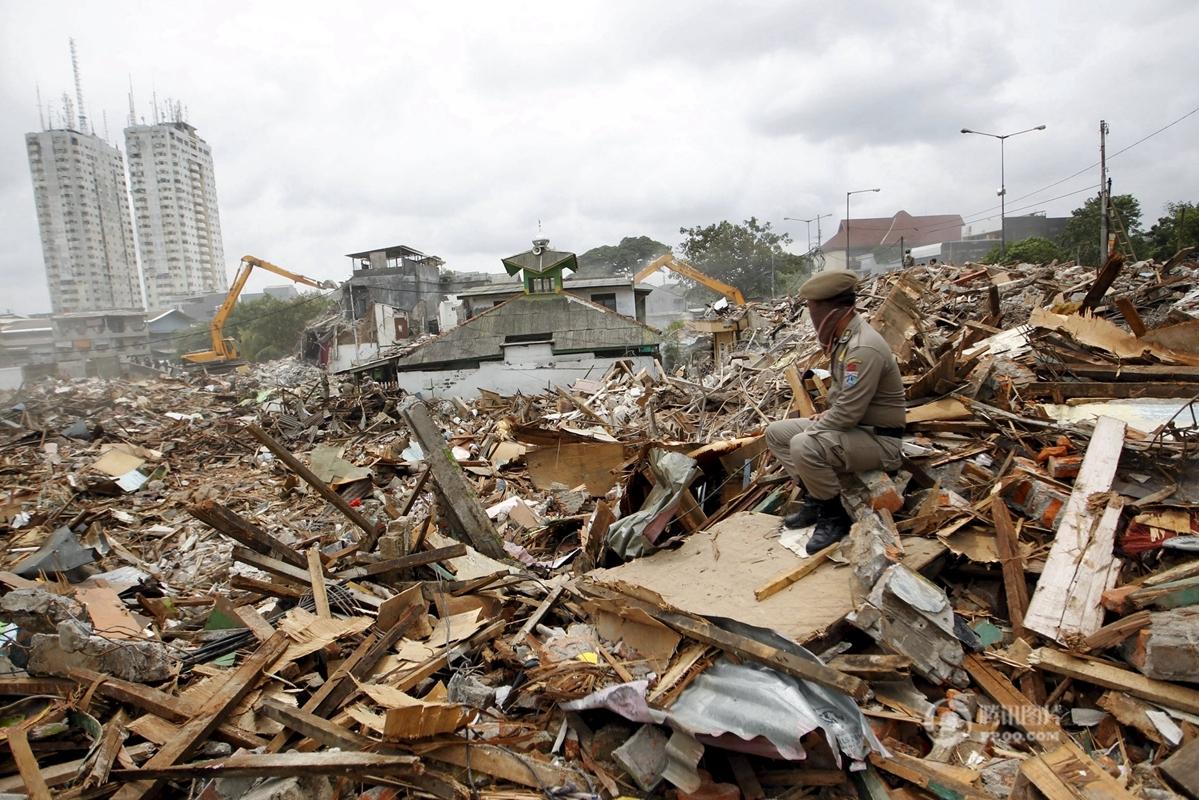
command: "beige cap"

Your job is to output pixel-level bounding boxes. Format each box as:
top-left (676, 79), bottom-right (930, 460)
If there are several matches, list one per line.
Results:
top-left (797, 270), bottom-right (858, 301)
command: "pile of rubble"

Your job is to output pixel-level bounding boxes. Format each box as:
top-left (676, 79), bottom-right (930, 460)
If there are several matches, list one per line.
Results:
top-left (1, 251), bottom-right (1199, 799)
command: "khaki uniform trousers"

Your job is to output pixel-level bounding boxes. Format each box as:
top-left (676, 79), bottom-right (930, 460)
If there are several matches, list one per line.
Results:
top-left (765, 418), bottom-right (903, 500)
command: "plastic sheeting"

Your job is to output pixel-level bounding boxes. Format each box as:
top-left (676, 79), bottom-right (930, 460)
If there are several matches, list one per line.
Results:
top-left (605, 448), bottom-right (700, 559)
top-left (562, 622), bottom-right (886, 770)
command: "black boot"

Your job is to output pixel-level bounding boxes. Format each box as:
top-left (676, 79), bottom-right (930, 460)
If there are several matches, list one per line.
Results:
top-left (783, 496), bottom-right (821, 529)
top-left (806, 498), bottom-right (852, 554)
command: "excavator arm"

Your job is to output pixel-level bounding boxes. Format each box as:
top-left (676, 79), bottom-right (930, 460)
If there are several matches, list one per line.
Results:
top-left (632, 254), bottom-right (746, 305)
top-left (183, 255), bottom-right (335, 365)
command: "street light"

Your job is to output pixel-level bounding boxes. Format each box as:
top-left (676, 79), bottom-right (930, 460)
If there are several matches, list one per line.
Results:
top-left (961, 124), bottom-right (1047, 257)
top-left (784, 214), bottom-right (832, 257)
top-left (845, 189), bottom-right (880, 269)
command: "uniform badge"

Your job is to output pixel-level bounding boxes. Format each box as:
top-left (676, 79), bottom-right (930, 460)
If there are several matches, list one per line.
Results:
top-left (844, 359), bottom-right (861, 388)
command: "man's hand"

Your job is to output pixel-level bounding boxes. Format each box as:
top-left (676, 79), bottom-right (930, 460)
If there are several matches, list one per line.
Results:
top-left (809, 410), bottom-right (824, 421)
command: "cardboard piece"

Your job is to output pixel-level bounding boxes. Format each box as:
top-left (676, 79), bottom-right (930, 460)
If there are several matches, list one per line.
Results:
top-left (527, 441), bottom-right (625, 496)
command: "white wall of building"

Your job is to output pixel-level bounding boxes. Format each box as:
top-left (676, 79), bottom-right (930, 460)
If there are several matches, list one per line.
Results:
top-left (25, 129), bottom-right (142, 313)
top-left (394, 353), bottom-right (657, 399)
top-left (126, 122), bottom-right (226, 312)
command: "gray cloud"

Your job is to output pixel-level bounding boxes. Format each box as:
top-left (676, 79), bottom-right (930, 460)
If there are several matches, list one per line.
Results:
top-left (2, 1), bottom-right (1198, 314)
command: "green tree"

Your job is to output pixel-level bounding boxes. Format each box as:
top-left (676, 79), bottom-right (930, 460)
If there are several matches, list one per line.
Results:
top-left (178, 293), bottom-right (338, 362)
top-left (1143, 202), bottom-right (1199, 261)
top-left (981, 236), bottom-right (1063, 265)
top-left (677, 217), bottom-right (807, 300)
top-left (576, 236), bottom-right (670, 276)
top-left (1058, 194), bottom-right (1143, 266)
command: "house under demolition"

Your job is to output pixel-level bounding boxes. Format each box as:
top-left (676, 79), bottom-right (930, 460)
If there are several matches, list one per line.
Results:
top-left (344, 239), bottom-right (661, 397)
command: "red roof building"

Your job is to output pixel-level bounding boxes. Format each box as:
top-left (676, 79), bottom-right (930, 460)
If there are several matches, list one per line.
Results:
top-left (822, 210), bottom-right (964, 251)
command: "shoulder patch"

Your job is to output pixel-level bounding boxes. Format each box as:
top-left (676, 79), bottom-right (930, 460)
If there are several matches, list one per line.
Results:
top-left (844, 359), bottom-right (861, 388)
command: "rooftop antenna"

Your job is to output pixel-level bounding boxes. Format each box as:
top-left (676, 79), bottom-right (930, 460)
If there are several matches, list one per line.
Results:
top-left (62, 91), bottom-right (75, 131)
top-left (127, 76), bottom-right (136, 127)
top-left (152, 86), bottom-right (159, 124)
top-left (36, 83), bottom-right (45, 130)
top-left (69, 38), bottom-right (87, 133)
top-left (102, 109), bottom-right (109, 141)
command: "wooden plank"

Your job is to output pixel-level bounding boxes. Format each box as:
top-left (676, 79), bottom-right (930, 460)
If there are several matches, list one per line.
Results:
top-left (82, 710), bottom-right (127, 789)
top-left (308, 547), bottom-right (330, 619)
top-left (397, 465), bottom-right (430, 516)
top-left (512, 584), bottom-right (564, 646)
top-left (229, 574), bottom-right (306, 600)
top-left (1114, 298), bottom-right (1147, 337)
top-left (1080, 252), bottom-right (1124, 312)
top-left (246, 423), bottom-right (380, 542)
top-left (112, 632), bottom-right (289, 800)
top-left (401, 402), bottom-right (507, 560)
top-left (1024, 381), bottom-right (1197, 399)
top-left (962, 654), bottom-right (1063, 748)
top-left (1024, 416), bottom-right (1126, 642)
top-left (870, 752), bottom-right (989, 799)
top-left (783, 365), bottom-right (816, 417)
top-left (0, 743), bottom-right (153, 794)
top-left (583, 584), bottom-right (867, 701)
top-left (1020, 743), bottom-right (1137, 800)
top-left (1030, 647), bottom-right (1199, 716)
top-left (333, 543), bottom-right (467, 580)
top-left (110, 751), bottom-right (421, 781)
top-left (233, 545), bottom-right (314, 585)
top-left (258, 698), bottom-right (377, 751)
top-left (1061, 363), bottom-right (1199, 382)
top-left (7, 727), bottom-right (52, 800)
top-left (991, 494), bottom-right (1029, 636)
top-left (62, 670), bottom-right (268, 750)
top-left (420, 743), bottom-right (586, 791)
top-left (187, 499), bottom-right (306, 569)
top-left (1161, 736), bottom-right (1199, 799)
top-left (753, 542), bottom-right (838, 601)
top-left (232, 604), bottom-right (276, 642)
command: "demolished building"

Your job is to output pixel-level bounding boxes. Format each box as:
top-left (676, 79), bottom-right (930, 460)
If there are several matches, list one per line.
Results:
top-left (3, 251), bottom-right (1199, 798)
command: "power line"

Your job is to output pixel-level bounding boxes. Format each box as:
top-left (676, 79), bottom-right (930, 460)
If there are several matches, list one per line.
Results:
top-left (954, 102), bottom-right (1199, 224)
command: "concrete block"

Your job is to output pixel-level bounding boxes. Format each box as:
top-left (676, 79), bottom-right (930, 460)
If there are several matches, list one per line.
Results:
top-left (612, 723), bottom-right (668, 792)
top-left (859, 470), bottom-right (904, 513)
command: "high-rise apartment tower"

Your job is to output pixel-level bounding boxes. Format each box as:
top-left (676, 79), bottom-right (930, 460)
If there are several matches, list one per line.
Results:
top-left (125, 115), bottom-right (227, 311)
top-left (25, 127), bottom-right (143, 313)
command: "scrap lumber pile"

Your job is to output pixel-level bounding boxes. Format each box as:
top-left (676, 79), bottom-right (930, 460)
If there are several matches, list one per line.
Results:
top-left (1, 253), bottom-right (1199, 798)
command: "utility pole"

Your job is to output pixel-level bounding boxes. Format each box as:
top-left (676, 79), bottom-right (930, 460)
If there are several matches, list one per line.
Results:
top-left (1099, 120), bottom-right (1110, 264)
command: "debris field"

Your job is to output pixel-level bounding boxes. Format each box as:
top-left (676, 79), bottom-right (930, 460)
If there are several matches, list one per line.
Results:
top-left (3, 251), bottom-right (1199, 799)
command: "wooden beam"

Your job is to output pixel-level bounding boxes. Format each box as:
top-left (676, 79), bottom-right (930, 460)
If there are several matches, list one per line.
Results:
top-left (869, 752), bottom-right (990, 799)
top-left (7, 727), bottom-right (52, 800)
top-left (783, 365), bottom-right (816, 417)
top-left (333, 543), bottom-right (467, 580)
top-left (60, 671), bottom-right (268, 750)
top-left (754, 543), bottom-right (838, 601)
top-left (111, 632), bottom-right (289, 800)
top-left (1080, 253), bottom-right (1124, 312)
top-left (110, 751), bottom-right (421, 782)
top-left (991, 494), bottom-right (1029, 636)
top-left (397, 465), bottom-right (431, 517)
top-left (258, 698), bottom-right (377, 751)
top-left (1024, 416), bottom-right (1126, 642)
top-left (1030, 647), bottom-right (1199, 716)
top-left (308, 547), bottom-right (330, 619)
top-left (1019, 743), bottom-right (1138, 800)
top-left (401, 402), bottom-right (507, 560)
top-left (187, 499), bottom-right (306, 569)
top-left (511, 584), bottom-right (564, 646)
top-left (1115, 297), bottom-right (1147, 337)
top-left (246, 423), bottom-right (380, 543)
top-left (962, 654), bottom-right (1063, 747)
top-left (420, 743), bottom-right (586, 791)
top-left (1059, 363), bottom-right (1199, 382)
top-left (586, 587), bottom-right (867, 700)
top-left (1024, 382), bottom-right (1197, 400)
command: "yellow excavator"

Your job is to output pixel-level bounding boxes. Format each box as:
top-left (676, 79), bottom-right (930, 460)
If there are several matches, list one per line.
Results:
top-left (182, 255), bottom-right (337, 367)
top-left (632, 253), bottom-right (746, 306)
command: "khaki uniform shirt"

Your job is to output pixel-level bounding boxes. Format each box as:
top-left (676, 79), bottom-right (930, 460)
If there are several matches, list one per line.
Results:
top-left (809, 315), bottom-right (906, 434)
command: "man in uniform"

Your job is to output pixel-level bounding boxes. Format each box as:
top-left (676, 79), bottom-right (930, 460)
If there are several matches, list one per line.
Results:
top-left (765, 270), bottom-right (906, 553)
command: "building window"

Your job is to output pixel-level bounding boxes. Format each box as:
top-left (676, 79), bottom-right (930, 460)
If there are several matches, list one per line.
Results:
top-left (590, 292), bottom-right (617, 311)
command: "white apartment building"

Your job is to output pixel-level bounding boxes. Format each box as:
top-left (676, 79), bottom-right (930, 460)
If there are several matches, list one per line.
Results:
top-left (125, 120), bottom-right (227, 312)
top-left (25, 129), bottom-right (142, 313)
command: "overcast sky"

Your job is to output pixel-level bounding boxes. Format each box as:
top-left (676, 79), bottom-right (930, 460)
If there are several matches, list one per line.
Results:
top-left (2, 1), bottom-right (1197, 314)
